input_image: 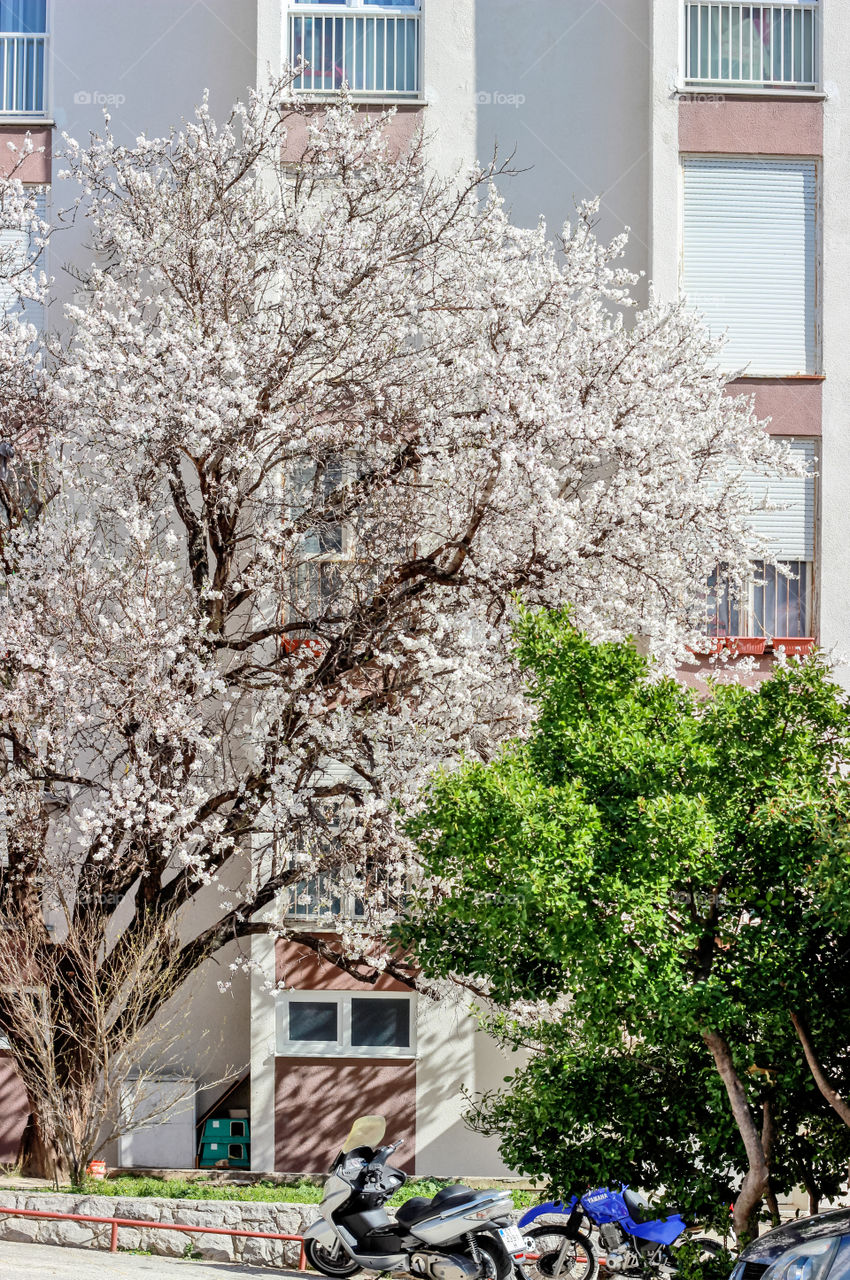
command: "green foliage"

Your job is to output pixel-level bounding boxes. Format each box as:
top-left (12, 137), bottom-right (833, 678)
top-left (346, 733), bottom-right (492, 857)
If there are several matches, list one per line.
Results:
top-left (401, 607), bottom-right (850, 1218)
top-left (674, 1239), bottom-right (737, 1280)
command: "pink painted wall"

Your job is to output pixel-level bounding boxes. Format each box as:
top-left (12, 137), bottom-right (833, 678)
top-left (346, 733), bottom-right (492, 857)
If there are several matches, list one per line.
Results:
top-left (0, 127), bottom-right (52, 182)
top-left (276, 936), bottom-right (411, 992)
top-left (725, 378), bottom-right (822, 436)
top-left (275, 1056), bottom-right (416, 1172)
top-left (679, 98), bottom-right (822, 156)
top-left (0, 1054), bottom-right (29, 1165)
top-left (281, 105), bottom-right (424, 164)
top-left (678, 655), bottom-right (776, 691)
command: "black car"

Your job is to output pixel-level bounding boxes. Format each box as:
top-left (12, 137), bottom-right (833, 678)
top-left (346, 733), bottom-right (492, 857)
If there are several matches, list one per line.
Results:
top-left (731, 1210), bottom-right (850, 1280)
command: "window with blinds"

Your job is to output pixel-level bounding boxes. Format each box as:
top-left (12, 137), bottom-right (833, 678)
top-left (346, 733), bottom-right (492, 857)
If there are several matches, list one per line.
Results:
top-left (705, 438), bottom-right (816, 640)
top-left (0, 185), bottom-right (46, 334)
top-left (682, 158), bottom-right (818, 376)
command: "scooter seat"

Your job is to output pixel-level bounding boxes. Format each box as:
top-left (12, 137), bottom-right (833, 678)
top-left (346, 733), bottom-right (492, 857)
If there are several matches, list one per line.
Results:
top-left (396, 1196), bottom-right (433, 1226)
top-left (396, 1185), bottom-right (479, 1227)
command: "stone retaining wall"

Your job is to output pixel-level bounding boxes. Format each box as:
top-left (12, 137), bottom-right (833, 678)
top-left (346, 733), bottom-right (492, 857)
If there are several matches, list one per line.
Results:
top-left (0, 1190), bottom-right (321, 1267)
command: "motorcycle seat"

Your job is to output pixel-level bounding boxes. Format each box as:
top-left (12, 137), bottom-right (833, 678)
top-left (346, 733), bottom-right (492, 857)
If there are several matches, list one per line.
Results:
top-left (623, 1189), bottom-right (655, 1225)
top-left (396, 1185), bottom-right (479, 1227)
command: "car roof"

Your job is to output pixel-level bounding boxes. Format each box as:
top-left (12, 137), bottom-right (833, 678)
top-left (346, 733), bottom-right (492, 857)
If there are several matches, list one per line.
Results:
top-left (741, 1209), bottom-right (850, 1263)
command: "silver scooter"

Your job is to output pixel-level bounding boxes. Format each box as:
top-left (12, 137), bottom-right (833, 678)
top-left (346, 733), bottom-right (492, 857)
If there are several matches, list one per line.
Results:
top-left (302, 1114), bottom-right (527, 1280)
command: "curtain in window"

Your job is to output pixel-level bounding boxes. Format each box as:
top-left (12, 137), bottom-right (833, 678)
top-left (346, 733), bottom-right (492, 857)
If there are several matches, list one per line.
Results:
top-left (752, 561), bottom-right (810, 638)
top-left (686, 4), bottom-right (816, 86)
top-left (0, 1), bottom-right (46, 34)
top-left (706, 566), bottom-right (744, 638)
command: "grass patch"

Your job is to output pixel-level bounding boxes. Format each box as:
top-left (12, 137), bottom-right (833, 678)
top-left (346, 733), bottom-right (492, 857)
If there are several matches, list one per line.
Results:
top-left (39, 1174), bottom-right (536, 1210)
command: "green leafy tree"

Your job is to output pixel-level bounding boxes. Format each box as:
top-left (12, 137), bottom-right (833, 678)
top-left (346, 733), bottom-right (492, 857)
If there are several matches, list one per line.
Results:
top-left (400, 609), bottom-right (850, 1239)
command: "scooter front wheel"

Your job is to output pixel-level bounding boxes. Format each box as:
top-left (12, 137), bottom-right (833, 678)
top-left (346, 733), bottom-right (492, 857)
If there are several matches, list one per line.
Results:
top-left (304, 1236), bottom-right (362, 1277)
top-left (521, 1228), bottom-right (597, 1280)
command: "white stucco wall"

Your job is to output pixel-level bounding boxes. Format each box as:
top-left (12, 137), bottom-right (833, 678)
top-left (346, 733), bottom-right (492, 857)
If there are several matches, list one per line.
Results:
top-left (648, 0), bottom-right (681, 301)
top-left (414, 994), bottom-right (522, 1178)
top-left (818, 2), bottom-right (850, 682)
top-left (475, 0), bottom-right (651, 280)
top-left (47, 0), bottom-right (258, 320)
top-left (250, 933), bottom-right (278, 1172)
top-left (422, 0), bottom-right (477, 178)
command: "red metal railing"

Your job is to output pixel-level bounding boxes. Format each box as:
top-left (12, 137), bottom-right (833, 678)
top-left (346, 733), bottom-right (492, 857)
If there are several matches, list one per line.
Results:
top-left (0, 1203), bottom-right (308, 1267)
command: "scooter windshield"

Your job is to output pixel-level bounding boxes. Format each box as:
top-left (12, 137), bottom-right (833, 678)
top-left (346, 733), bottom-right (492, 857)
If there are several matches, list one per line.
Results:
top-left (341, 1115), bottom-right (386, 1153)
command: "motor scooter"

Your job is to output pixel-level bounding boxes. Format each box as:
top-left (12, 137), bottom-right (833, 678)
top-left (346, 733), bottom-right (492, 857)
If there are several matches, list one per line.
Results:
top-left (303, 1114), bottom-right (528, 1280)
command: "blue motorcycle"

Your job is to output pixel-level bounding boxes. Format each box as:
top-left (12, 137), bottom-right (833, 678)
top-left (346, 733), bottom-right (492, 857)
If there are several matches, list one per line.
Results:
top-left (518, 1186), bottom-right (722, 1280)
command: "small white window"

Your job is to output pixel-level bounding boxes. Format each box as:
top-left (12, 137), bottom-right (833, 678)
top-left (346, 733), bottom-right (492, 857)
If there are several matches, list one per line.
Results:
top-left (276, 991), bottom-right (415, 1058)
top-left (703, 438), bottom-right (816, 642)
top-left (0, 185), bottom-right (47, 334)
top-left (682, 158), bottom-right (818, 375)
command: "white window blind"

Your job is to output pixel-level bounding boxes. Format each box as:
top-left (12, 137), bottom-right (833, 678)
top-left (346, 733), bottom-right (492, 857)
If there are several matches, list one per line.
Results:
top-left (682, 158), bottom-right (817, 375)
top-left (705, 439), bottom-right (816, 557)
top-left (741, 438), bottom-right (815, 560)
top-left (0, 186), bottom-right (46, 333)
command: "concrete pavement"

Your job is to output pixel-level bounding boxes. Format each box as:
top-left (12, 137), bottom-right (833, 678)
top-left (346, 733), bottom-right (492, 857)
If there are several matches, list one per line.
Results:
top-left (0, 1239), bottom-right (305, 1278)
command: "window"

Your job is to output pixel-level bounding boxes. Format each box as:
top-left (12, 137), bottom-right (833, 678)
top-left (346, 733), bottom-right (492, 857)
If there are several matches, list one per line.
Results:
top-left (682, 158), bottom-right (818, 375)
top-left (0, 185), bottom-right (47, 334)
top-left (0, 1), bottom-right (47, 115)
top-left (351, 997), bottom-right (409, 1048)
top-left (276, 991), bottom-right (415, 1057)
top-left (683, 3), bottom-right (819, 91)
top-left (289, 999), bottom-right (339, 1042)
top-left (704, 439), bottom-right (816, 642)
top-left (288, 0), bottom-right (421, 98)
top-left (284, 860), bottom-right (403, 924)
top-left (286, 457), bottom-right (348, 638)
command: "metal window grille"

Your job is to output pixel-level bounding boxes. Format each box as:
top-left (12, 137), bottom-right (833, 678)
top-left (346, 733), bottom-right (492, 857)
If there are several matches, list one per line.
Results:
top-left (705, 560), bottom-right (812, 638)
top-left (683, 4), bottom-right (819, 90)
top-left (289, 3), bottom-right (421, 97)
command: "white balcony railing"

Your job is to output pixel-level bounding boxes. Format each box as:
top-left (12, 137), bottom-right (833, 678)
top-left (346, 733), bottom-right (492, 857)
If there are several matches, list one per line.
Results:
top-left (0, 33), bottom-right (47, 115)
top-left (683, 3), bottom-right (818, 90)
top-left (289, 6), bottom-right (420, 98)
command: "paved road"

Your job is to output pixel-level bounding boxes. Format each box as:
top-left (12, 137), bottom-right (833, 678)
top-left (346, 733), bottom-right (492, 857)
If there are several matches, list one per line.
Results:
top-left (0, 1239), bottom-right (304, 1278)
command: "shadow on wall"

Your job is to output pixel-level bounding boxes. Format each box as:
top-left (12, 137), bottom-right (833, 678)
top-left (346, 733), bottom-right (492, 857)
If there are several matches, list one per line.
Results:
top-left (474, 0), bottom-right (651, 283)
top-left (414, 998), bottom-right (520, 1179)
top-left (274, 1056), bottom-right (416, 1174)
top-left (0, 1053), bottom-right (29, 1165)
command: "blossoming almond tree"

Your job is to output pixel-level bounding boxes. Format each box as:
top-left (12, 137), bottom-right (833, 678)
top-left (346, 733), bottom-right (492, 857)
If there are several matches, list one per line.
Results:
top-left (0, 78), bottom-right (795, 1175)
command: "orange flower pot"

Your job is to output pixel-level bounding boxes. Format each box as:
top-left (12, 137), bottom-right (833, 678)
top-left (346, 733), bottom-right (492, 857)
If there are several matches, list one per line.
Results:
top-left (728, 636), bottom-right (767, 656)
top-left (772, 637), bottom-right (815, 657)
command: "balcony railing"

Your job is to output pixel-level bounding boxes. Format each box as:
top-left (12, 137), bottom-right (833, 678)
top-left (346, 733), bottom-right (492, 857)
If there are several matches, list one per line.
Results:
top-left (289, 6), bottom-right (420, 98)
top-left (683, 4), bottom-right (818, 90)
top-left (0, 33), bottom-right (47, 115)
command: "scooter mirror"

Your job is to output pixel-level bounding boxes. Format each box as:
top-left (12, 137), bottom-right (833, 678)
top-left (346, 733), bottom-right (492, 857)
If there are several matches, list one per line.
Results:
top-left (341, 1114), bottom-right (387, 1153)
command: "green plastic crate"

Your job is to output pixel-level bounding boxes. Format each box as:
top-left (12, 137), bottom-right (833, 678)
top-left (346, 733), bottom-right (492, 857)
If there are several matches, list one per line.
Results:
top-left (198, 1140), bottom-right (250, 1169)
top-left (202, 1117), bottom-right (250, 1142)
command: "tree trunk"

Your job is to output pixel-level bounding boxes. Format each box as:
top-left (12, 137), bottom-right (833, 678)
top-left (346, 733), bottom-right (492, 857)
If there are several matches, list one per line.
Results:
top-left (790, 1011), bottom-right (850, 1129)
top-left (761, 1100), bottom-right (780, 1228)
top-left (703, 1030), bottom-right (768, 1241)
top-left (17, 1111), bottom-right (69, 1182)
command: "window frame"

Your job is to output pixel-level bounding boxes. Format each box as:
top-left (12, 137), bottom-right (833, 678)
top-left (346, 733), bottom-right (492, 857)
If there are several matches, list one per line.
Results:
top-left (276, 989), bottom-right (416, 1059)
top-left (705, 558), bottom-right (814, 642)
top-left (0, 0), bottom-right (50, 119)
top-left (680, 155), bottom-right (821, 377)
top-left (285, 0), bottom-right (423, 102)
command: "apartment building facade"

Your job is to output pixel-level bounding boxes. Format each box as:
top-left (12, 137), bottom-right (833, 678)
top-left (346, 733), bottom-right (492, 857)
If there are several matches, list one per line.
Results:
top-left (0, 0), bottom-right (843, 1175)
